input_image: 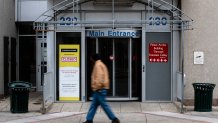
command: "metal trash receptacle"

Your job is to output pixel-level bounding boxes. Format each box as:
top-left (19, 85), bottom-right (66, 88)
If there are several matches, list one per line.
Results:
top-left (193, 83), bottom-right (215, 112)
top-left (8, 81), bottom-right (32, 113)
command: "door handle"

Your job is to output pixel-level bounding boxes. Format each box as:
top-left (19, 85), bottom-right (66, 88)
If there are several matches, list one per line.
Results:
top-left (143, 65), bottom-right (145, 72)
top-left (37, 65), bottom-right (40, 72)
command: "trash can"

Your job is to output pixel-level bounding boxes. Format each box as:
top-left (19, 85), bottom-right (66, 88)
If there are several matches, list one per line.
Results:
top-left (193, 83), bottom-right (215, 112)
top-left (8, 81), bottom-right (32, 113)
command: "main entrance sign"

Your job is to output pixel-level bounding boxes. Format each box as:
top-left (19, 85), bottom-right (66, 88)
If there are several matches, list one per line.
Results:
top-left (86, 29), bottom-right (140, 38)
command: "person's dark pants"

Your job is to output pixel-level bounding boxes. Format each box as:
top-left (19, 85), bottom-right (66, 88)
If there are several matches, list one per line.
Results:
top-left (86, 89), bottom-right (116, 121)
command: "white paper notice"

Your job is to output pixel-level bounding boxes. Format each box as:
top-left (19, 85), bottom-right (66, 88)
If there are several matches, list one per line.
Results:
top-left (194, 51), bottom-right (204, 64)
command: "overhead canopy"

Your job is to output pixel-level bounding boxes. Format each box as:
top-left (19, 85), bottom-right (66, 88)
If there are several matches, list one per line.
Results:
top-left (34, 0), bottom-right (193, 31)
top-left (93, 0), bottom-right (135, 6)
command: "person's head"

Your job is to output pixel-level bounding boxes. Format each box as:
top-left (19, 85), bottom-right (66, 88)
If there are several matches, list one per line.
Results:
top-left (91, 53), bottom-right (101, 62)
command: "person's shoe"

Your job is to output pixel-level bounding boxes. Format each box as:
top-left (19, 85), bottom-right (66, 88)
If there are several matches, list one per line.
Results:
top-left (83, 120), bottom-right (93, 123)
top-left (112, 118), bottom-right (120, 123)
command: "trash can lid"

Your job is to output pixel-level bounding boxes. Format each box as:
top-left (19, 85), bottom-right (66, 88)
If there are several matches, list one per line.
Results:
top-left (8, 81), bottom-right (32, 89)
top-left (193, 83), bottom-right (216, 89)
top-left (193, 83), bottom-right (216, 86)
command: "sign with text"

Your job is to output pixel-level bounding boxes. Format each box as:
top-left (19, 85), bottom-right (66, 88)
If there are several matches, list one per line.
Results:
top-left (149, 43), bottom-right (168, 63)
top-left (146, 12), bottom-right (170, 32)
top-left (59, 44), bottom-right (80, 101)
top-left (86, 30), bottom-right (141, 38)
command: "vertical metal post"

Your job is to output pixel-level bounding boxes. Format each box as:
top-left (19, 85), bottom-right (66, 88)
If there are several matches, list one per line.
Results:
top-left (77, 0), bottom-right (78, 13)
top-left (129, 38), bottom-right (132, 99)
top-left (112, 0), bottom-right (115, 28)
top-left (142, 27), bottom-right (146, 102)
top-left (42, 24), bottom-right (45, 88)
top-left (112, 39), bottom-right (115, 96)
top-left (152, 0), bottom-right (154, 26)
top-left (181, 22), bottom-right (184, 113)
top-left (41, 23), bottom-right (46, 114)
top-left (96, 38), bottom-right (99, 53)
top-left (73, 0), bottom-right (75, 17)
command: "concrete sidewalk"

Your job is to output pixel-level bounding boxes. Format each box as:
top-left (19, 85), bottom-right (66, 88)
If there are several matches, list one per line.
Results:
top-left (1, 92), bottom-right (218, 123)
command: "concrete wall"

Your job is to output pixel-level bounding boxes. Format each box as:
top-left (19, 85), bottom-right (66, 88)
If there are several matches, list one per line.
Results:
top-left (0, 0), bottom-right (16, 96)
top-left (182, 0), bottom-right (218, 104)
top-left (16, 0), bottom-right (47, 21)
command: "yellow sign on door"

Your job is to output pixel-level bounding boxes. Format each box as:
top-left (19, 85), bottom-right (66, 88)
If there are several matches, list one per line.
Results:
top-left (59, 44), bottom-right (80, 101)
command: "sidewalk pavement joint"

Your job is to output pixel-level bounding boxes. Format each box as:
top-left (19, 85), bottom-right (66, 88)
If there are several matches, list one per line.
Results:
top-left (2, 92), bottom-right (218, 123)
top-left (1, 111), bottom-right (218, 123)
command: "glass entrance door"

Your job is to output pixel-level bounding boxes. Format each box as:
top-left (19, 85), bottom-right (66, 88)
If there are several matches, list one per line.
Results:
top-left (87, 38), bottom-right (141, 100)
top-left (98, 38), bottom-right (129, 97)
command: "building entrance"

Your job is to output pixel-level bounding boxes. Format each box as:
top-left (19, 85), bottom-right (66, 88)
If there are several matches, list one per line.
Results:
top-left (87, 38), bottom-right (141, 100)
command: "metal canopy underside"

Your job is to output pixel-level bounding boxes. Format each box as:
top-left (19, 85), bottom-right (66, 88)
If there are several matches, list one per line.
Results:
top-left (93, 0), bottom-right (135, 6)
top-left (34, 0), bottom-right (193, 31)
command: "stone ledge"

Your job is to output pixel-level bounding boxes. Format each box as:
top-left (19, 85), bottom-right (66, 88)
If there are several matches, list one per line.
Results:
top-left (174, 101), bottom-right (218, 112)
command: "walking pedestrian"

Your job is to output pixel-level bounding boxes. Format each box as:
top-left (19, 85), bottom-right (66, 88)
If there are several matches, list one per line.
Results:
top-left (83, 54), bottom-right (120, 123)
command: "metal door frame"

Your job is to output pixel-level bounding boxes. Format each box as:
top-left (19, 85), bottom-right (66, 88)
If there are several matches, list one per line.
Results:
top-left (95, 37), bottom-right (138, 100)
top-left (142, 32), bottom-right (172, 102)
top-left (36, 38), bottom-right (46, 92)
top-left (36, 38), bottom-right (41, 91)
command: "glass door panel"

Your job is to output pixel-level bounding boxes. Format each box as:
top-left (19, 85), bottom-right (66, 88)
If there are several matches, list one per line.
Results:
top-left (114, 39), bottom-right (129, 97)
top-left (86, 38), bottom-right (96, 98)
top-left (132, 38), bottom-right (141, 97)
top-left (98, 38), bottom-right (113, 96)
top-left (87, 37), bottom-right (141, 100)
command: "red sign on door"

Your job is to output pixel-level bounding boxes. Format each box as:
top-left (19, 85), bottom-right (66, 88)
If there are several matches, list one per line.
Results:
top-left (149, 43), bottom-right (168, 62)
